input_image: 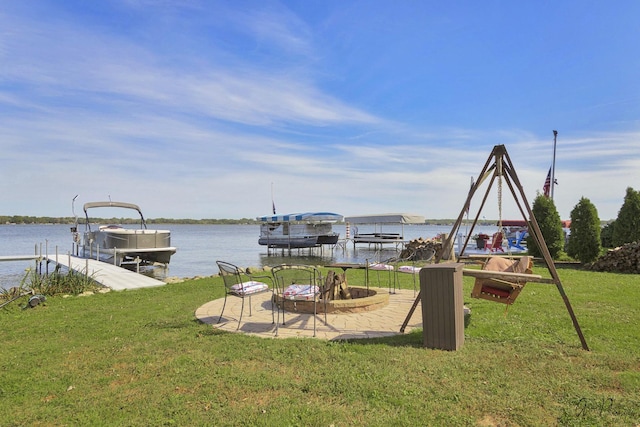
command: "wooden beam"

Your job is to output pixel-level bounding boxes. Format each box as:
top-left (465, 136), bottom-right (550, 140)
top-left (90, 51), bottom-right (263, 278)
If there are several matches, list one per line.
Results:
top-left (462, 269), bottom-right (541, 281)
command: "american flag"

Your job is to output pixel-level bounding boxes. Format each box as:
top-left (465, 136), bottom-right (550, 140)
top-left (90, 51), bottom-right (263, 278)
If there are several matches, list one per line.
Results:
top-left (543, 167), bottom-right (551, 197)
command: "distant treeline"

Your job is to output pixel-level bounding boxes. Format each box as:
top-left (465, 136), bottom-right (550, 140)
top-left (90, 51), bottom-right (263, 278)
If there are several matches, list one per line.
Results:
top-left (1, 215), bottom-right (491, 226)
top-left (1, 216), bottom-right (261, 225)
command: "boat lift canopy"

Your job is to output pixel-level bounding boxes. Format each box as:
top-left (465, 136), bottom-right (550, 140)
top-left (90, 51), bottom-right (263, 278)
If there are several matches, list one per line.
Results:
top-left (344, 213), bottom-right (425, 248)
top-left (344, 213), bottom-right (425, 224)
top-left (499, 219), bottom-right (571, 228)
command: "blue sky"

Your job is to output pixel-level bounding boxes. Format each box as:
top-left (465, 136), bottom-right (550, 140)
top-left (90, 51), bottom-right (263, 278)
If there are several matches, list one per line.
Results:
top-left (1, 1), bottom-right (638, 221)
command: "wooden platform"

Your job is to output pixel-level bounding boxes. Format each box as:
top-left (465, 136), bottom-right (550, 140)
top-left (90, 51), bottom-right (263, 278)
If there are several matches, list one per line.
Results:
top-left (0, 255), bottom-right (41, 262)
top-left (45, 255), bottom-right (166, 291)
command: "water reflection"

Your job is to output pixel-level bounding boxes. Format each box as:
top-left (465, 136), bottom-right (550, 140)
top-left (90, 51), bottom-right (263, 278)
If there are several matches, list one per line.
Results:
top-left (1, 223), bottom-right (500, 287)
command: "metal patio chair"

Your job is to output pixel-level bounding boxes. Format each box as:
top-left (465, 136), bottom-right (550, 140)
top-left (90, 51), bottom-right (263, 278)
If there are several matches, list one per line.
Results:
top-left (216, 260), bottom-right (275, 330)
top-left (393, 247), bottom-right (436, 296)
top-left (271, 264), bottom-right (327, 337)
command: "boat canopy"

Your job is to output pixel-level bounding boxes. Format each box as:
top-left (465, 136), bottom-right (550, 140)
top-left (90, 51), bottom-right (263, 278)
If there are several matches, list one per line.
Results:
top-left (257, 212), bottom-right (343, 223)
top-left (499, 219), bottom-right (571, 228)
top-left (344, 213), bottom-right (425, 224)
top-left (83, 201), bottom-right (143, 215)
top-left (82, 201), bottom-right (146, 230)
top-left (499, 220), bottom-right (528, 227)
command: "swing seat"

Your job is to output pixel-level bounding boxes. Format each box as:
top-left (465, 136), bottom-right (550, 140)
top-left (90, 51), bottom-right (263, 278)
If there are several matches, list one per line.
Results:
top-left (470, 256), bottom-right (533, 305)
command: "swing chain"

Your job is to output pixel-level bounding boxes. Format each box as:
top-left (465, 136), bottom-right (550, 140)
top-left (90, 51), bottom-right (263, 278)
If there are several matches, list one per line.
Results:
top-left (497, 160), bottom-right (503, 231)
top-left (498, 179), bottom-right (502, 226)
top-left (497, 159), bottom-right (512, 256)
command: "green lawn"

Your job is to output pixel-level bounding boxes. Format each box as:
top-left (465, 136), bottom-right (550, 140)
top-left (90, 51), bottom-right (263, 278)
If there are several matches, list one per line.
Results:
top-left (1, 265), bottom-right (638, 426)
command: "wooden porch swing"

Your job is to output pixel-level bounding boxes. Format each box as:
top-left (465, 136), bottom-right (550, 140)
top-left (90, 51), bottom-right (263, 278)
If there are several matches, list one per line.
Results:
top-left (463, 160), bottom-right (543, 306)
top-left (467, 255), bottom-right (535, 305)
top-left (400, 144), bottom-right (589, 350)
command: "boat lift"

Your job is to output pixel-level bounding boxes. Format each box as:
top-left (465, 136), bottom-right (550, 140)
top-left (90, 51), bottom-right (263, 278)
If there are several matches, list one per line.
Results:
top-left (345, 213), bottom-right (425, 250)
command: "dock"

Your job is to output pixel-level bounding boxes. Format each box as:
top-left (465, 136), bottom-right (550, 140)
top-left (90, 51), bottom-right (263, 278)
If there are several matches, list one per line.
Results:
top-left (2, 253), bottom-right (166, 291)
top-left (0, 255), bottom-right (42, 262)
top-left (45, 255), bottom-right (166, 291)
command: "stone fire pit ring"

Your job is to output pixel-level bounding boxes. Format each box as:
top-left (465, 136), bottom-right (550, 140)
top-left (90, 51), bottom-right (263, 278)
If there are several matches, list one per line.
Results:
top-left (274, 287), bottom-right (389, 314)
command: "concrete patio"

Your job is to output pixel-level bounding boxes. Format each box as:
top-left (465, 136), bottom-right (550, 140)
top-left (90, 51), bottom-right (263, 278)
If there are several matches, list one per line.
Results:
top-left (195, 287), bottom-right (424, 340)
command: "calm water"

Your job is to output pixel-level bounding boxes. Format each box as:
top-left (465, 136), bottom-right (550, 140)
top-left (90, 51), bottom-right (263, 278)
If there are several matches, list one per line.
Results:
top-left (0, 223), bottom-right (497, 289)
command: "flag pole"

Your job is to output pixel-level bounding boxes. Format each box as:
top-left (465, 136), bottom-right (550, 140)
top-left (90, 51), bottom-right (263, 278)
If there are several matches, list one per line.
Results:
top-left (271, 182), bottom-right (276, 214)
top-left (551, 130), bottom-right (557, 200)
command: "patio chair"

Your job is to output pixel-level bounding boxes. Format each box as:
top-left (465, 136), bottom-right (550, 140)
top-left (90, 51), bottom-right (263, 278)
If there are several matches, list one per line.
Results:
top-left (271, 264), bottom-right (326, 337)
top-left (366, 256), bottom-right (396, 293)
top-left (507, 230), bottom-right (528, 250)
top-left (393, 247), bottom-right (436, 295)
top-left (216, 261), bottom-right (275, 330)
top-left (485, 231), bottom-right (505, 253)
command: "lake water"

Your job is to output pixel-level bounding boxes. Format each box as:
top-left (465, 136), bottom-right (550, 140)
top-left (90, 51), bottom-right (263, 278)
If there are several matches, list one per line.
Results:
top-left (0, 223), bottom-right (498, 289)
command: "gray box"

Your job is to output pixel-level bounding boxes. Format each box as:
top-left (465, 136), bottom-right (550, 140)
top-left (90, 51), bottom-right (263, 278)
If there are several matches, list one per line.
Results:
top-left (420, 263), bottom-right (465, 350)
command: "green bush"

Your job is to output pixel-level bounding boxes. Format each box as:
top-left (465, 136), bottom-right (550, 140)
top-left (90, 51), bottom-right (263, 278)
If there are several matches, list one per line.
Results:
top-left (612, 187), bottom-right (640, 246)
top-left (566, 197), bottom-right (601, 263)
top-left (526, 193), bottom-right (565, 259)
top-left (600, 221), bottom-right (615, 248)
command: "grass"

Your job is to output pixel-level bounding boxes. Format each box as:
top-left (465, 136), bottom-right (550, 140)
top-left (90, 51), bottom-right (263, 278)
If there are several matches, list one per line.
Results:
top-left (1, 264), bottom-right (639, 426)
top-left (1, 267), bottom-right (99, 301)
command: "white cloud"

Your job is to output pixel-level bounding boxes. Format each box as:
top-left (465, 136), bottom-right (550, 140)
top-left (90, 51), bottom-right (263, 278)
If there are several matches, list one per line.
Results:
top-left (0, 3), bottom-right (638, 222)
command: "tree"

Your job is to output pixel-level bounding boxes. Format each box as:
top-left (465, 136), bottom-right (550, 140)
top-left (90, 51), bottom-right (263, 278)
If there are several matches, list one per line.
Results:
top-left (526, 193), bottom-right (565, 259)
top-left (612, 187), bottom-right (640, 247)
top-left (600, 221), bottom-right (615, 248)
top-left (566, 197), bottom-right (601, 263)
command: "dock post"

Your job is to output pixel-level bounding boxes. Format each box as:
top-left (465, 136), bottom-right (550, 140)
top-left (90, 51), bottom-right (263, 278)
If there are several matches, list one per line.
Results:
top-left (45, 240), bottom-right (49, 276)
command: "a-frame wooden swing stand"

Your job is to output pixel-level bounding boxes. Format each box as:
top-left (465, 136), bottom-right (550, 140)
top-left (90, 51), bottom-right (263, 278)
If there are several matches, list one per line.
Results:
top-left (401, 144), bottom-right (589, 350)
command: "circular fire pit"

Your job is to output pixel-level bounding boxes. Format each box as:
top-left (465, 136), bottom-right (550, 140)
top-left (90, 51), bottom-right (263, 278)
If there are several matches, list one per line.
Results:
top-left (274, 287), bottom-right (389, 314)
